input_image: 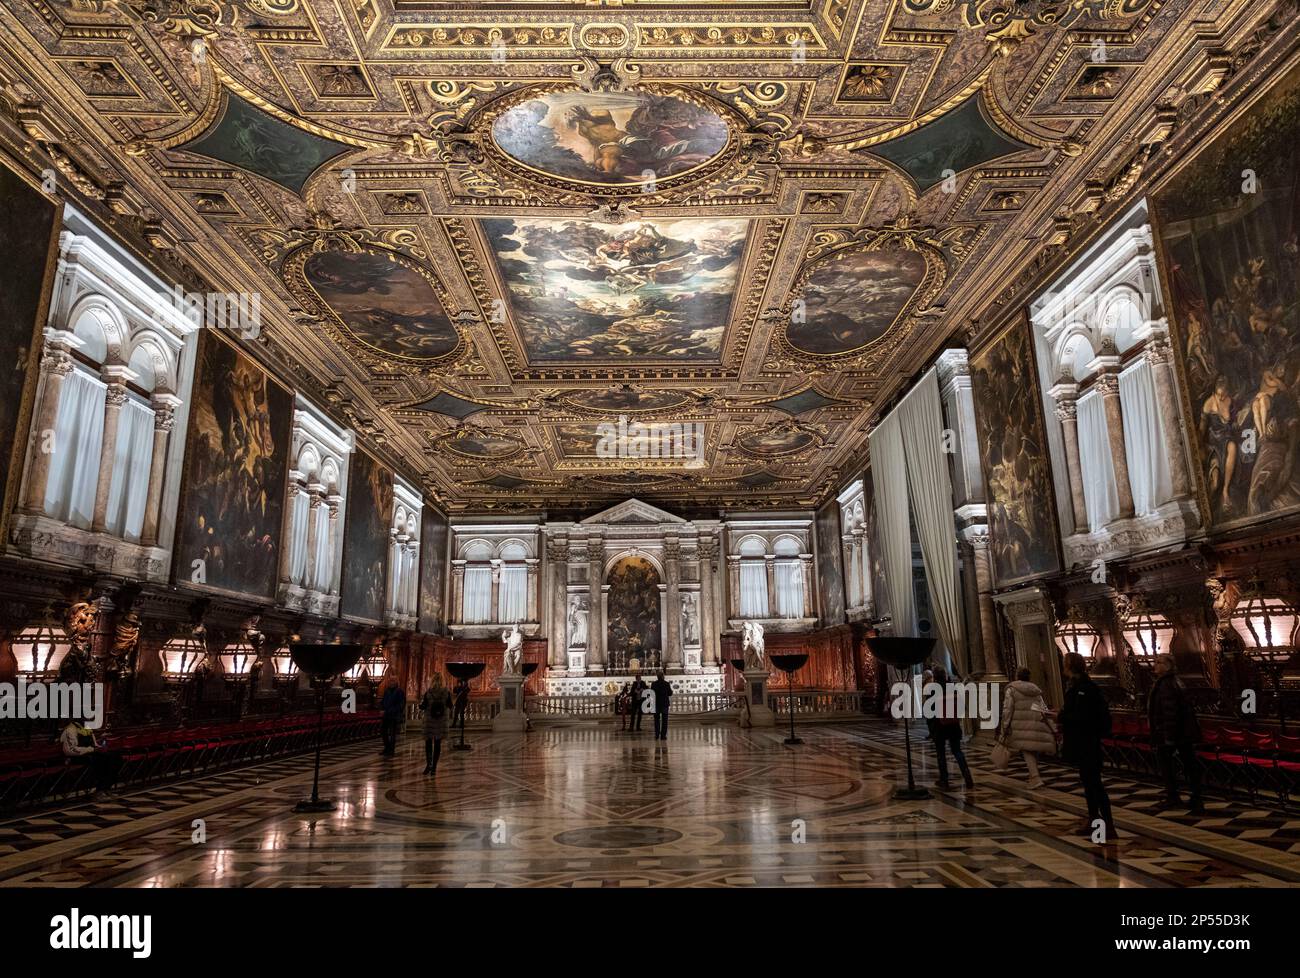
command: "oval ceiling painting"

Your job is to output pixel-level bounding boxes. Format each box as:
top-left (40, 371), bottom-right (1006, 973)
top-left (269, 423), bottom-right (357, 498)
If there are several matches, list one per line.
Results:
top-left (490, 88), bottom-right (730, 188)
top-left (788, 248), bottom-right (929, 357)
top-left (736, 425), bottom-right (816, 458)
top-left (563, 386), bottom-right (691, 414)
top-left (303, 250), bottom-right (459, 362)
top-left (442, 430), bottom-right (522, 460)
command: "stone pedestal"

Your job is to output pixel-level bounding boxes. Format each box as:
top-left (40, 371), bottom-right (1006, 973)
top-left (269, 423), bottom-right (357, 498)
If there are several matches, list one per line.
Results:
top-left (493, 673), bottom-right (527, 732)
top-left (743, 667), bottom-right (776, 727)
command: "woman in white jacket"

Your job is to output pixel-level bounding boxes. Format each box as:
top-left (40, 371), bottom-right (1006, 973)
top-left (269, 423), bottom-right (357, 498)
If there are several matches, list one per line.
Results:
top-left (999, 668), bottom-right (1057, 788)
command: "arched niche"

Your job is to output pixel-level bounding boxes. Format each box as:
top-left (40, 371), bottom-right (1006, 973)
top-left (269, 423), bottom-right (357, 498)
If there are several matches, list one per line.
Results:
top-left (605, 555), bottom-right (662, 661)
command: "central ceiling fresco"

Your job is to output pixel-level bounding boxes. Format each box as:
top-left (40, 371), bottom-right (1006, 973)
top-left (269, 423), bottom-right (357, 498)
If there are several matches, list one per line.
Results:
top-left (0, 0), bottom-right (1262, 512)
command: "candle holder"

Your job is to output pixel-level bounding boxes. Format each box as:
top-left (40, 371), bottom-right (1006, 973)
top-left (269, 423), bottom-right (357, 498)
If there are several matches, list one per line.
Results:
top-left (289, 643), bottom-right (363, 813)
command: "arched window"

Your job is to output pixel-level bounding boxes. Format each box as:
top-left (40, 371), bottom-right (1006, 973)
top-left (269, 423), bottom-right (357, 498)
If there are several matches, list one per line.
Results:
top-left (498, 540), bottom-right (528, 624)
top-left (737, 535), bottom-right (769, 618)
top-left (772, 535), bottom-right (804, 619)
top-left (462, 540), bottom-right (493, 623)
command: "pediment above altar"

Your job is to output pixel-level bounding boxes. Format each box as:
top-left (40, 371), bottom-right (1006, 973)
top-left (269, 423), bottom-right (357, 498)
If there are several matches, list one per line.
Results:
top-left (580, 498), bottom-right (686, 526)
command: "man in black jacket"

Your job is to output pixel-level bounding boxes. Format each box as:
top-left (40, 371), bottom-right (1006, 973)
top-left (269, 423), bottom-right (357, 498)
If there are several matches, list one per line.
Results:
top-left (651, 671), bottom-right (673, 740)
top-left (629, 676), bottom-right (647, 733)
top-left (1148, 653), bottom-right (1205, 813)
top-left (1058, 652), bottom-right (1116, 841)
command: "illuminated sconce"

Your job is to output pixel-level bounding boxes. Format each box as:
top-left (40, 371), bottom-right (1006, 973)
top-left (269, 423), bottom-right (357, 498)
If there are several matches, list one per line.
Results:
top-left (268, 645), bottom-right (299, 684)
top-left (217, 641), bottom-right (258, 683)
top-left (1229, 583), bottom-right (1299, 658)
top-left (1053, 608), bottom-right (1102, 659)
top-left (1120, 599), bottom-right (1176, 660)
top-left (9, 624), bottom-right (72, 679)
top-left (160, 631), bottom-right (208, 681)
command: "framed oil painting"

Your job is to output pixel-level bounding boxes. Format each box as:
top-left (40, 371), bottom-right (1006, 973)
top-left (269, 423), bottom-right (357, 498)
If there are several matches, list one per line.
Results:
top-left (0, 153), bottom-right (62, 546)
top-left (970, 314), bottom-right (1062, 588)
top-left (418, 503), bottom-right (449, 634)
top-left (816, 498), bottom-right (846, 626)
top-left (606, 556), bottom-right (662, 659)
top-left (1152, 61), bottom-right (1300, 531)
top-left (340, 449), bottom-right (392, 623)
top-left (174, 331), bottom-right (293, 599)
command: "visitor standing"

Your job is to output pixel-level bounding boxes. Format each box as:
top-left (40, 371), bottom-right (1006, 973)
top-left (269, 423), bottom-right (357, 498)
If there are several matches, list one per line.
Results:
top-left (1148, 653), bottom-right (1205, 813)
top-left (1057, 652), bottom-right (1116, 840)
top-left (420, 674), bottom-right (454, 776)
top-left (651, 671), bottom-right (673, 740)
top-left (630, 676), bottom-right (647, 732)
top-left (999, 668), bottom-right (1056, 789)
top-left (379, 676), bottom-right (406, 757)
top-left (931, 667), bottom-right (974, 789)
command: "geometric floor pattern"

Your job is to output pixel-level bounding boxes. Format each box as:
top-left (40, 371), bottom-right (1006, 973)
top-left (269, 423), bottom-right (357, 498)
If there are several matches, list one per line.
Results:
top-left (1, 721), bottom-right (1297, 888)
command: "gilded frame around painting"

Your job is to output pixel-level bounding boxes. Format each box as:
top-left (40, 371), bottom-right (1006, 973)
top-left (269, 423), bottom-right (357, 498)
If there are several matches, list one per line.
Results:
top-left (1150, 55), bottom-right (1300, 535)
top-left (969, 311), bottom-right (1063, 589)
top-left (339, 448), bottom-right (393, 624)
top-left (0, 150), bottom-right (63, 550)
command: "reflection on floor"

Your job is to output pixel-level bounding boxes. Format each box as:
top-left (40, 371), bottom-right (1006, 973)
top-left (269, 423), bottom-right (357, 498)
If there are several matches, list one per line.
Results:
top-left (2, 721), bottom-right (1298, 887)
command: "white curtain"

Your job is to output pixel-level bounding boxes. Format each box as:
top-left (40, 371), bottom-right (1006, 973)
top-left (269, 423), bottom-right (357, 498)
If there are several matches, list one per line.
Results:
top-left (739, 561), bottom-right (768, 617)
top-left (44, 368), bottom-right (106, 529)
top-left (499, 564), bottom-right (527, 622)
top-left (309, 504), bottom-right (331, 591)
top-left (403, 546), bottom-right (420, 615)
top-left (845, 540), bottom-right (862, 608)
top-left (897, 369), bottom-right (966, 674)
top-left (775, 560), bottom-right (803, 618)
top-left (104, 396), bottom-right (154, 542)
top-left (868, 412), bottom-right (916, 638)
top-left (1119, 359), bottom-right (1172, 517)
top-left (1078, 389), bottom-right (1120, 531)
top-left (287, 491), bottom-right (309, 585)
top-left (464, 565), bottom-right (492, 622)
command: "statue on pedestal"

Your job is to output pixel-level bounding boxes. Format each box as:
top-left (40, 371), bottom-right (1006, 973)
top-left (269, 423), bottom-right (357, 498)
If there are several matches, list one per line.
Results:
top-left (501, 622), bottom-right (524, 675)
top-left (567, 594), bottom-right (588, 648)
top-left (682, 592), bottom-right (700, 646)
top-left (741, 620), bottom-right (765, 670)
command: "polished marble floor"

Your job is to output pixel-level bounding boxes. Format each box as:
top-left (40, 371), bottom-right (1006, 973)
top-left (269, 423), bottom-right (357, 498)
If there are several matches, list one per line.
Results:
top-left (2, 721), bottom-right (1299, 887)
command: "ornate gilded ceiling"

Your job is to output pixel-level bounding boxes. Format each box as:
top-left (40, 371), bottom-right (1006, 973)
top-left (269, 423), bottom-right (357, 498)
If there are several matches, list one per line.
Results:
top-left (0, 0), bottom-right (1288, 512)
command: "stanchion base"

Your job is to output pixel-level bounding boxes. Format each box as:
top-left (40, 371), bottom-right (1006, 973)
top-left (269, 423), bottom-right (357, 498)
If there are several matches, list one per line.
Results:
top-left (783, 737), bottom-right (804, 745)
top-left (451, 743), bottom-right (473, 751)
top-left (892, 786), bottom-right (931, 800)
top-left (293, 799), bottom-right (337, 813)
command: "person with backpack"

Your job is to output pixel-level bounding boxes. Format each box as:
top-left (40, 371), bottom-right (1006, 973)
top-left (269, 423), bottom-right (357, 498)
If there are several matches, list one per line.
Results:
top-left (998, 668), bottom-right (1057, 788)
top-left (419, 673), bottom-right (454, 776)
top-left (1148, 653), bottom-right (1205, 813)
top-left (931, 667), bottom-right (974, 790)
top-left (379, 676), bottom-right (406, 757)
top-left (1056, 652), bottom-right (1116, 840)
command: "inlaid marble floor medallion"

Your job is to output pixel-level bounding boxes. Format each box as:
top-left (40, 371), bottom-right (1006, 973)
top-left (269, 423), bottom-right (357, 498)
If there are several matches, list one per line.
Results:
top-left (0, 722), bottom-right (1297, 888)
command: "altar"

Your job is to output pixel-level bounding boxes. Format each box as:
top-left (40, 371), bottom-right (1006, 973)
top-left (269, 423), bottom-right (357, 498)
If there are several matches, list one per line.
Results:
top-left (544, 671), bottom-right (724, 697)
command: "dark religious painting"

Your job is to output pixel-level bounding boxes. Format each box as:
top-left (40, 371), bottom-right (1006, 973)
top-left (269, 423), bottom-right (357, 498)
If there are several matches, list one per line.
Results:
top-left (340, 450), bottom-right (393, 622)
top-left (606, 556), bottom-right (662, 659)
top-left (789, 248), bottom-right (928, 356)
top-left (562, 386), bottom-right (690, 413)
top-left (1153, 63), bottom-right (1300, 530)
top-left (762, 387), bottom-right (844, 415)
top-left (816, 499), bottom-right (846, 626)
top-left (482, 217), bottom-right (746, 361)
top-left (303, 249), bottom-right (459, 362)
top-left (870, 95), bottom-right (1030, 194)
top-left (970, 316), bottom-right (1061, 587)
top-left (442, 430), bottom-right (521, 460)
top-left (0, 156), bottom-right (61, 544)
top-left (418, 504), bottom-right (449, 634)
top-left (862, 468), bottom-right (890, 621)
top-left (176, 333), bottom-right (293, 599)
top-left (491, 88), bottom-right (729, 187)
top-left (736, 424), bottom-right (815, 457)
top-left (178, 92), bottom-right (353, 195)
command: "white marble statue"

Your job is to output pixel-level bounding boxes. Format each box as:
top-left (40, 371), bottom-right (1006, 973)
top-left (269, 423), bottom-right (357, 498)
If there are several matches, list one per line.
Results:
top-left (567, 595), bottom-right (588, 648)
top-left (741, 620), bottom-right (765, 670)
top-left (682, 593), bottom-right (700, 646)
top-left (501, 623), bottom-right (524, 675)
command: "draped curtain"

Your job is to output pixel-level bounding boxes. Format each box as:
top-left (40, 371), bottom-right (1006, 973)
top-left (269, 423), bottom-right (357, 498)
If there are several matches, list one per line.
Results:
top-left (44, 368), bottom-right (106, 529)
top-left (309, 503), bottom-right (331, 592)
top-left (739, 561), bottom-right (768, 617)
top-left (1078, 389), bottom-right (1120, 531)
top-left (1119, 358), bottom-right (1172, 517)
top-left (104, 396), bottom-right (154, 542)
top-left (499, 564), bottom-right (527, 623)
top-left (868, 411), bottom-right (916, 638)
top-left (464, 565), bottom-right (492, 623)
top-left (897, 369), bottom-right (967, 674)
top-left (774, 560), bottom-right (803, 618)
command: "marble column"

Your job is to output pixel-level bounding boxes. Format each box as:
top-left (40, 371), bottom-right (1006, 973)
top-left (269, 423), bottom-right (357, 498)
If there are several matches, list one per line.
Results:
top-left (278, 482), bottom-right (303, 589)
top-left (587, 537), bottom-right (604, 671)
top-left (450, 561), bottom-right (466, 624)
top-left (726, 555), bottom-right (741, 621)
top-left (326, 498), bottom-right (341, 594)
top-left (698, 535), bottom-right (719, 667)
top-left (548, 539), bottom-right (568, 667)
top-left (859, 528), bottom-right (874, 615)
top-left (964, 525), bottom-right (1004, 681)
top-left (140, 393), bottom-right (179, 547)
top-left (844, 534), bottom-right (862, 609)
top-left (304, 489), bottom-right (323, 593)
top-left (799, 554), bottom-right (814, 618)
top-left (22, 338), bottom-right (77, 514)
top-left (90, 371), bottom-right (132, 533)
top-left (764, 556), bottom-right (777, 618)
top-left (1145, 332), bottom-right (1192, 499)
top-left (489, 560), bottom-right (501, 623)
top-left (1050, 383), bottom-right (1089, 533)
top-left (1096, 372), bottom-right (1135, 518)
top-left (525, 557), bottom-right (540, 623)
top-left (663, 537), bottom-right (682, 670)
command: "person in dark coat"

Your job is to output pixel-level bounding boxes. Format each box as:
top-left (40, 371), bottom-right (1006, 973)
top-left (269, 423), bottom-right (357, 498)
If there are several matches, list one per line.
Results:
top-left (452, 678), bottom-right (470, 733)
top-left (931, 667), bottom-right (974, 790)
top-left (419, 674), bottom-right (454, 776)
top-left (650, 671), bottom-right (673, 740)
top-left (379, 677), bottom-right (406, 757)
top-left (1057, 652), bottom-right (1116, 840)
top-left (629, 676), bottom-right (647, 732)
top-left (1147, 653), bottom-right (1204, 813)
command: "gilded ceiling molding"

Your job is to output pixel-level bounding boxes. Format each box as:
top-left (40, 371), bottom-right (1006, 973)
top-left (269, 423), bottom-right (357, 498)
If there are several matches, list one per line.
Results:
top-left (900, 0), bottom-right (1158, 58)
top-left (637, 25), bottom-right (825, 51)
top-left (385, 26), bottom-right (572, 51)
top-left (730, 418), bottom-right (829, 462)
top-left (115, 0), bottom-right (300, 38)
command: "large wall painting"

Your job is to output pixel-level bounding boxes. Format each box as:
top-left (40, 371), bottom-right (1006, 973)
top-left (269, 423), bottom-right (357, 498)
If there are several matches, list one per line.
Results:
top-left (970, 315), bottom-right (1061, 588)
top-left (175, 332), bottom-right (293, 599)
top-left (1153, 63), bottom-right (1300, 530)
top-left (482, 217), bottom-right (747, 361)
top-left (418, 504), bottom-right (449, 634)
top-left (0, 155), bottom-right (61, 544)
top-left (606, 556), bottom-right (662, 660)
top-left (862, 468), bottom-right (890, 621)
top-left (816, 499), bottom-right (846, 626)
top-left (340, 450), bottom-right (393, 623)
top-left (490, 88), bottom-right (730, 189)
